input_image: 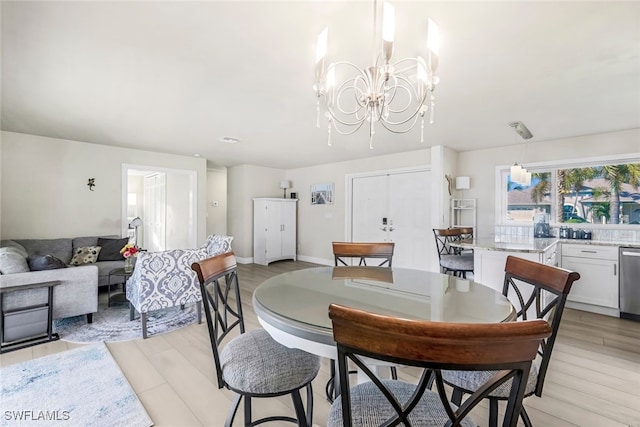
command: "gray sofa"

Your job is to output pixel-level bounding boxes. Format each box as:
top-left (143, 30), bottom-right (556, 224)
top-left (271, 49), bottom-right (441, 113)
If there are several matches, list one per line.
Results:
top-left (0, 236), bottom-right (131, 323)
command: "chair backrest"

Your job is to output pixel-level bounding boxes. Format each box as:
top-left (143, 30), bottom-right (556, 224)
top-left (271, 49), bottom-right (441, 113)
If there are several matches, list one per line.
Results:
top-left (191, 251), bottom-right (244, 389)
top-left (329, 303), bottom-right (552, 427)
top-left (502, 255), bottom-right (580, 396)
top-left (432, 228), bottom-right (462, 259)
top-left (332, 242), bottom-right (394, 267)
top-left (455, 226), bottom-right (474, 241)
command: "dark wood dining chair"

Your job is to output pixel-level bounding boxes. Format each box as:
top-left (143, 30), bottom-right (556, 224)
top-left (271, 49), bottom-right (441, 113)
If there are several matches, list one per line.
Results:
top-left (442, 255), bottom-right (580, 427)
top-left (328, 241), bottom-right (397, 402)
top-left (332, 242), bottom-right (395, 267)
top-left (327, 303), bottom-right (552, 427)
top-left (191, 252), bottom-right (320, 427)
top-left (433, 228), bottom-right (474, 278)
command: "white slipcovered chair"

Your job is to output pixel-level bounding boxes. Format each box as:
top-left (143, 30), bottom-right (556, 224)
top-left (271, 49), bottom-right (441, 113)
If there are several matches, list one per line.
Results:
top-left (126, 234), bottom-right (233, 338)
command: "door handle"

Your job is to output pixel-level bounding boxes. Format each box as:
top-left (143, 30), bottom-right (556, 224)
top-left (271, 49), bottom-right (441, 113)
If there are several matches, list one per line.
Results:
top-left (622, 251), bottom-right (640, 257)
top-left (380, 227), bottom-right (387, 231)
top-left (389, 227), bottom-right (395, 231)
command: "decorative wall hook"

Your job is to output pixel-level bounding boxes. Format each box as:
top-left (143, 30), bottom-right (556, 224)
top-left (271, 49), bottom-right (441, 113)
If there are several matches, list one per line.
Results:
top-left (87, 178), bottom-right (95, 191)
top-left (445, 174), bottom-right (453, 196)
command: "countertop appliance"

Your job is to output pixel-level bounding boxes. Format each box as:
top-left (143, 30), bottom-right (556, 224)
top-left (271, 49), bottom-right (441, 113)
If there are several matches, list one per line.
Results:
top-left (533, 213), bottom-right (553, 238)
top-left (619, 247), bottom-right (640, 321)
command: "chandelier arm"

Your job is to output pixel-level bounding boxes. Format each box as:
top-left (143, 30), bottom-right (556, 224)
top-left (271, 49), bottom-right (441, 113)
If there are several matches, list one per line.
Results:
top-left (330, 119), bottom-right (368, 136)
top-left (378, 112), bottom-right (423, 134)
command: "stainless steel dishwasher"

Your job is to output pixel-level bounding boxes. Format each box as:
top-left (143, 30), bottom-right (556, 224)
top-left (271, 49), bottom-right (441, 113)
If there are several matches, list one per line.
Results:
top-left (619, 247), bottom-right (640, 321)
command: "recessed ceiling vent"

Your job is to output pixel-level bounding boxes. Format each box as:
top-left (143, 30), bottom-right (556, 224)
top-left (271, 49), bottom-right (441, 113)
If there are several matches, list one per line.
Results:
top-left (219, 136), bottom-right (240, 144)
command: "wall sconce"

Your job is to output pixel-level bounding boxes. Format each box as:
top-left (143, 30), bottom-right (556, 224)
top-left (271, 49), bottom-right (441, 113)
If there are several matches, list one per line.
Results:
top-left (455, 176), bottom-right (470, 190)
top-left (87, 178), bottom-right (95, 191)
top-left (280, 180), bottom-right (291, 198)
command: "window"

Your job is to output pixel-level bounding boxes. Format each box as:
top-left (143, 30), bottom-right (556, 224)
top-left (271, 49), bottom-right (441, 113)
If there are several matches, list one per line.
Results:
top-left (498, 158), bottom-right (640, 226)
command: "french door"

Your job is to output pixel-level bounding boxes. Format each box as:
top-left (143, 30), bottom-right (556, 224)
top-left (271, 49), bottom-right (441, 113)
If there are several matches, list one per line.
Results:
top-left (350, 169), bottom-right (431, 270)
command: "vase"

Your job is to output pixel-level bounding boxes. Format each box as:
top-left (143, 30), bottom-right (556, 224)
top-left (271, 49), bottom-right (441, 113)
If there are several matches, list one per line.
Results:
top-left (124, 257), bottom-right (133, 273)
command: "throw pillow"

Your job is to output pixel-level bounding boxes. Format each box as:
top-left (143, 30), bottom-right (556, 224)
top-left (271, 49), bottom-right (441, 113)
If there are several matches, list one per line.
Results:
top-left (27, 255), bottom-right (68, 271)
top-left (0, 247), bottom-right (30, 274)
top-left (70, 246), bottom-right (101, 266)
top-left (203, 234), bottom-right (233, 256)
top-left (97, 237), bottom-right (129, 261)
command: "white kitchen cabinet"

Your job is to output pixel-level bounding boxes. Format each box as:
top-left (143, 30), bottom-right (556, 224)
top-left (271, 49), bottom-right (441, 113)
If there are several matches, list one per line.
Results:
top-left (471, 241), bottom-right (558, 319)
top-left (253, 198), bottom-right (297, 266)
top-left (562, 244), bottom-right (619, 317)
top-left (473, 242), bottom-right (558, 293)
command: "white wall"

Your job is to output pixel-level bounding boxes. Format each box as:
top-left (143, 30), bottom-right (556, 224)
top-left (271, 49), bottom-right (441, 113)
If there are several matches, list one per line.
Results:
top-left (458, 129), bottom-right (640, 238)
top-left (221, 149), bottom-right (432, 265)
top-left (206, 168), bottom-right (227, 236)
top-left (227, 164), bottom-right (285, 259)
top-left (0, 131), bottom-right (208, 243)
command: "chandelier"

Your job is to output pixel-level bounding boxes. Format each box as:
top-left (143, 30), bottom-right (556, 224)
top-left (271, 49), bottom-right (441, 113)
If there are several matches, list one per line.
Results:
top-left (509, 121), bottom-right (533, 186)
top-left (313, 1), bottom-right (440, 149)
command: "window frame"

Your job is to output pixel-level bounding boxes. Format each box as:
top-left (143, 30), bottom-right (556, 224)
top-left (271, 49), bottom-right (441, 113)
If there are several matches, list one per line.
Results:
top-left (496, 153), bottom-right (640, 227)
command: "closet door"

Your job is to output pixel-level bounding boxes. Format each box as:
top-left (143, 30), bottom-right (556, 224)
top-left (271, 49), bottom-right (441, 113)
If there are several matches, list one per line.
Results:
top-left (143, 173), bottom-right (166, 252)
top-left (351, 170), bottom-right (430, 270)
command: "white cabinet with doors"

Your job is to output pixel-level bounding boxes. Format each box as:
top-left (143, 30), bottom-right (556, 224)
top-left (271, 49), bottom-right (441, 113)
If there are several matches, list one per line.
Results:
top-left (561, 243), bottom-right (619, 317)
top-left (253, 198), bottom-right (297, 266)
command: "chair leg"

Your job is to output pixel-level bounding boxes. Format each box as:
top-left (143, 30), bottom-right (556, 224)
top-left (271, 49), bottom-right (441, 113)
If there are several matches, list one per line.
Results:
top-left (305, 383), bottom-right (314, 426)
top-left (196, 302), bottom-right (202, 324)
top-left (243, 395), bottom-right (252, 427)
top-left (291, 388), bottom-right (308, 427)
top-left (225, 394), bottom-right (242, 427)
top-left (141, 312), bottom-right (147, 339)
top-left (520, 406), bottom-right (533, 427)
top-left (390, 366), bottom-right (398, 380)
top-left (325, 361), bottom-right (336, 402)
top-left (451, 387), bottom-right (463, 406)
top-left (489, 398), bottom-right (499, 427)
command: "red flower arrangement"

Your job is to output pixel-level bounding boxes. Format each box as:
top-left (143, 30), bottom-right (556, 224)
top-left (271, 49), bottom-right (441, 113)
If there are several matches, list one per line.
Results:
top-left (120, 244), bottom-right (139, 258)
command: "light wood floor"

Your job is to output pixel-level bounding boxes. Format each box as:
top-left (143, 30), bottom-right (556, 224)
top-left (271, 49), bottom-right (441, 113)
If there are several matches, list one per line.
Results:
top-left (2, 260), bottom-right (639, 427)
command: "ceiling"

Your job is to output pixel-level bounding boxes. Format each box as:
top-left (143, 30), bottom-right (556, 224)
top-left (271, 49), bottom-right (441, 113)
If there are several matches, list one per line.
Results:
top-left (2, 1), bottom-right (639, 170)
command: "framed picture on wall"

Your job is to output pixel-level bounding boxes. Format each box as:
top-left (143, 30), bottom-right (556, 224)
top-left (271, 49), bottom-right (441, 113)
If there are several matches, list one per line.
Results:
top-left (311, 183), bottom-right (334, 205)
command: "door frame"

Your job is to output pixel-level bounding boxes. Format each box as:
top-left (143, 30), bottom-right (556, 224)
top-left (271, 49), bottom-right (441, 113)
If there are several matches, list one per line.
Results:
top-left (345, 165), bottom-right (431, 242)
top-left (121, 164), bottom-right (198, 249)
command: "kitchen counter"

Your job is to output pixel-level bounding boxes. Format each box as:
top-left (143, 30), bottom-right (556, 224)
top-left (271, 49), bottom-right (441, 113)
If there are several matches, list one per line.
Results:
top-left (454, 237), bottom-right (640, 251)
top-left (452, 237), bottom-right (558, 253)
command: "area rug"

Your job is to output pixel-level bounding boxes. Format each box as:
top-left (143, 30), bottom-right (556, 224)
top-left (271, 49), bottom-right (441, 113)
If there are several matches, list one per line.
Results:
top-left (0, 342), bottom-right (153, 427)
top-left (53, 291), bottom-right (199, 343)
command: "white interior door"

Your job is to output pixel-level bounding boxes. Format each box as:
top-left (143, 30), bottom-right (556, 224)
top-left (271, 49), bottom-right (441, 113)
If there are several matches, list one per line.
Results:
top-left (352, 174), bottom-right (389, 243)
top-left (388, 171), bottom-right (431, 269)
top-left (351, 169), bottom-right (430, 270)
top-left (143, 173), bottom-right (166, 252)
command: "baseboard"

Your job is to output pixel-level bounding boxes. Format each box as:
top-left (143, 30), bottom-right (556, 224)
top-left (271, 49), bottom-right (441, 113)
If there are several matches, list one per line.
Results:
top-left (235, 256), bottom-right (253, 264)
top-left (296, 255), bottom-right (332, 266)
top-left (565, 301), bottom-right (620, 318)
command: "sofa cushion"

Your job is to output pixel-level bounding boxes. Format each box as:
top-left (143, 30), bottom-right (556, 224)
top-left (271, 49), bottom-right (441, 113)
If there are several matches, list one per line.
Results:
top-left (27, 254), bottom-right (68, 271)
top-left (0, 240), bottom-right (28, 258)
top-left (72, 236), bottom-right (99, 251)
top-left (97, 237), bottom-right (129, 261)
top-left (0, 247), bottom-right (30, 274)
top-left (16, 238), bottom-right (73, 264)
top-left (70, 246), bottom-right (101, 265)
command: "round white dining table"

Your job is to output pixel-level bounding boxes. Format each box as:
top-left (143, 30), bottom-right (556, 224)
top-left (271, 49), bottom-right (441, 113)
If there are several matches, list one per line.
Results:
top-left (252, 266), bottom-right (516, 361)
